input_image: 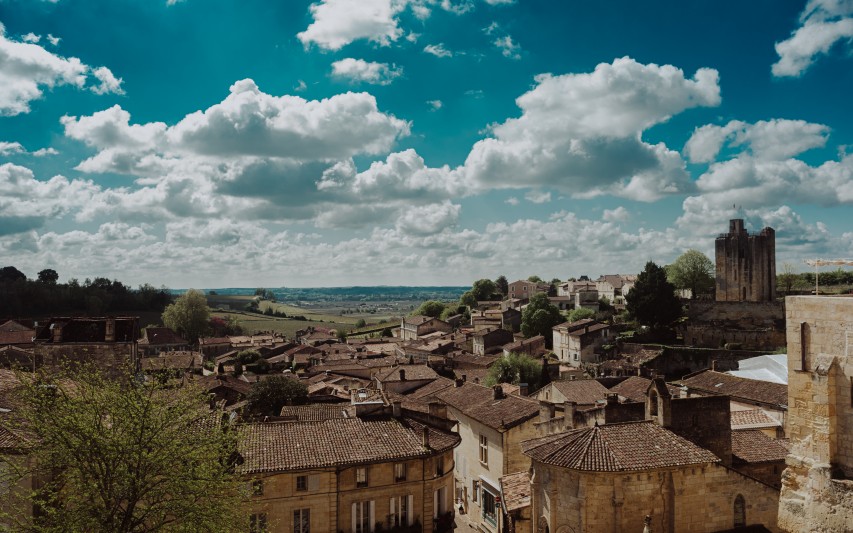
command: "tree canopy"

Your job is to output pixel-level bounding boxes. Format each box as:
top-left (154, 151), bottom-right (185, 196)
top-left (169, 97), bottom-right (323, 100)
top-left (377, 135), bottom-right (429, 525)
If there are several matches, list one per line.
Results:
top-left (471, 279), bottom-right (498, 301)
top-left (246, 376), bottom-right (308, 416)
top-left (484, 353), bottom-right (543, 392)
top-left (37, 269), bottom-right (59, 284)
top-left (161, 289), bottom-right (210, 343)
top-left (521, 293), bottom-right (564, 347)
top-left (666, 249), bottom-right (714, 298)
top-left (0, 366), bottom-right (245, 532)
top-left (413, 300), bottom-right (447, 318)
top-left (567, 307), bottom-right (595, 323)
top-left (494, 275), bottom-right (508, 297)
top-left (626, 261), bottom-right (682, 330)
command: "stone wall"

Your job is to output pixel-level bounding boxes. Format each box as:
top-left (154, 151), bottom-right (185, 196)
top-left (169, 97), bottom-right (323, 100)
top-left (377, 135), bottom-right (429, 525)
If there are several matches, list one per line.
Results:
top-left (778, 296), bottom-right (853, 533)
top-left (627, 343), bottom-right (775, 381)
top-left (533, 462), bottom-right (779, 533)
top-left (681, 300), bottom-right (786, 350)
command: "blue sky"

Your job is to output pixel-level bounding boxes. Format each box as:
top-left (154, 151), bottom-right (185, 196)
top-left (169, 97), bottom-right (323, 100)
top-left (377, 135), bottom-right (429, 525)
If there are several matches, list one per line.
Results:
top-left (1, 0), bottom-right (852, 288)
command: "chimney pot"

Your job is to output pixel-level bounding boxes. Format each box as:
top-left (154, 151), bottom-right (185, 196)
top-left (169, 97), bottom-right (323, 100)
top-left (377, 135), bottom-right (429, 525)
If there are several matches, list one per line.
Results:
top-left (454, 378), bottom-right (464, 387)
top-left (519, 382), bottom-right (529, 396)
top-left (399, 369), bottom-right (406, 381)
top-left (492, 385), bottom-right (503, 400)
top-left (392, 400), bottom-right (402, 417)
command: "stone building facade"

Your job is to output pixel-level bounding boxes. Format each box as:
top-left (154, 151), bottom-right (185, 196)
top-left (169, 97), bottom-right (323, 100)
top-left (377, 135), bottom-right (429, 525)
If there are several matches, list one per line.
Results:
top-left (778, 296), bottom-right (853, 532)
top-left (239, 403), bottom-right (460, 533)
top-left (715, 219), bottom-right (776, 302)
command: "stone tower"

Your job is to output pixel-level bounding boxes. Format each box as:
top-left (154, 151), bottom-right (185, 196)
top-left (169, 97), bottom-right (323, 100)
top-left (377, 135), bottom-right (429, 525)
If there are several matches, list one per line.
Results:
top-left (715, 219), bottom-right (776, 302)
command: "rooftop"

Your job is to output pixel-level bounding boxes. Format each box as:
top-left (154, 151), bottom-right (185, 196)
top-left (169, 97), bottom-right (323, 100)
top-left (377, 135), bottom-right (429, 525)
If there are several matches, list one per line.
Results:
top-left (679, 370), bottom-right (788, 408)
top-left (548, 379), bottom-right (610, 405)
top-left (608, 376), bottom-right (680, 403)
top-left (731, 429), bottom-right (791, 464)
top-left (435, 381), bottom-right (539, 430)
top-left (238, 415), bottom-right (459, 474)
top-left (521, 421), bottom-right (719, 472)
top-left (730, 409), bottom-right (782, 430)
top-left (500, 471), bottom-right (531, 512)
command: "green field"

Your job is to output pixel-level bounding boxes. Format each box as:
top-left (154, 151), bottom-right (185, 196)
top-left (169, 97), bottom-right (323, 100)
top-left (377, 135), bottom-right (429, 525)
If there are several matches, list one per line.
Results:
top-left (206, 294), bottom-right (398, 337)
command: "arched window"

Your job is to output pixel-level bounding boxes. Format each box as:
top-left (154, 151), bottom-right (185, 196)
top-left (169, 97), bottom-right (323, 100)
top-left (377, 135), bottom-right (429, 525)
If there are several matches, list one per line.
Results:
top-left (649, 391), bottom-right (658, 416)
top-left (734, 494), bottom-right (745, 527)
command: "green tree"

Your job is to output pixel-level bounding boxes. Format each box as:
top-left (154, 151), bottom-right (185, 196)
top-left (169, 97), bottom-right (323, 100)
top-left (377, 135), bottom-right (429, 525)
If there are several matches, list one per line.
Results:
top-left (355, 318), bottom-right (367, 328)
top-left (567, 307), bottom-right (595, 323)
top-left (459, 291), bottom-right (478, 309)
top-left (527, 275), bottom-right (543, 283)
top-left (161, 289), bottom-right (210, 343)
top-left (0, 365), bottom-right (245, 532)
top-left (381, 327), bottom-right (393, 337)
top-left (246, 376), bottom-right (308, 416)
top-left (37, 269), bottom-right (59, 284)
top-left (494, 275), bottom-right (509, 297)
top-left (237, 349), bottom-right (261, 364)
top-left (778, 262), bottom-right (798, 295)
top-left (626, 261), bottom-right (682, 330)
top-left (666, 249), bottom-right (714, 299)
top-left (484, 353), bottom-right (543, 392)
top-left (521, 293), bottom-right (564, 347)
top-left (414, 300), bottom-right (446, 318)
top-left (471, 279), bottom-right (498, 301)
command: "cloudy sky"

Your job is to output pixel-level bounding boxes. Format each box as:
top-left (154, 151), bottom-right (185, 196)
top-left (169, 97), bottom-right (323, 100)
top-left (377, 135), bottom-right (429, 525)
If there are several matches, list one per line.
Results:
top-left (1, 0), bottom-right (853, 288)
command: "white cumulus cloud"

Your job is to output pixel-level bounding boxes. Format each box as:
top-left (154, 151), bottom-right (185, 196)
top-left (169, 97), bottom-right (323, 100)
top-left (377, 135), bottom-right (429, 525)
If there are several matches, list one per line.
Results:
top-left (424, 43), bottom-right (453, 57)
top-left (331, 58), bottom-right (403, 85)
top-left (297, 0), bottom-right (405, 51)
top-left (773, 0), bottom-right (853, 77)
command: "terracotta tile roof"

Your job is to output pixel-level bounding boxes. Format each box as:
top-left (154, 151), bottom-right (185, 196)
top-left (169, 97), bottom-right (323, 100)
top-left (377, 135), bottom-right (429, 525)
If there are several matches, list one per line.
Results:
top-left (731, 429), bottom-right (790, 463)
top-left (279, 404), bottom-right (348, 421)
top-left (140, 327), bottom-right (187, 346)
top-left (406, 376), bottom-right (454, 400)
top-left (521, 421), bottom-right (719, 471)
top-left (140, 352), bottom-right (202, 371)
top-left (549, 380), bottom-right (610, 405)
top-left (730, 409), bottom-right (781, 430)
top-left (449, 354), bottom-right (499, 368)
top-left (200, 336), bottom-right (231, 346)
top-left (404, 315), bottom-right (433, 326)
top-left (238, 415), bottom-right (460, 474)
top-left (0, 320), bottom-right (35, 345)
top-left (375, 364), bottom-right (439, 382)
top-left (679, 370), bottom-right (788, 408)
top-left (608, 376), bottom-right (680, 403)
top-left (500, 471), bottom-right (531, 512)
top-left (435, 382), bottom-right (539, 430)
top-left (357, 355), bottom-right (399, 368)
top-left (554, 319), bottom-right (596, 332)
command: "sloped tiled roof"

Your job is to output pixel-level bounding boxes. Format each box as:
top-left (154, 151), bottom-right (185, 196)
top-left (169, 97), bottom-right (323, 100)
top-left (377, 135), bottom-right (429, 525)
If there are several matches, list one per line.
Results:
top-left (279, 404), bottom-right (348, 421)
top-left (0, 320), bottom-right (34, 345)
top-left (549, 380), bottom-right (610, 405)
top-left (521, 421), bottom-right (719, 472)
top-left (140, 327), bottom-right (186, 346)
top-left (404, 315), bottom-right (433, 326)
top-left (406, 376), bottom-right (455, 400)
top-left (238, 415), bottom-right (460, 474)
top-left (731, 429), bottom-right (790, 463)
top-left (500, 471), bottom-right (531, 512)
top-left (608, 376), bottom-right (680, 403)
top-left (436, 382), bottom-right (539, 430)
top-left (730, 409), bottom-right (781, 430)
top-left (679, 370), bottom-right (788, 408)
top-left (375, 364), bottom-right (439, 382)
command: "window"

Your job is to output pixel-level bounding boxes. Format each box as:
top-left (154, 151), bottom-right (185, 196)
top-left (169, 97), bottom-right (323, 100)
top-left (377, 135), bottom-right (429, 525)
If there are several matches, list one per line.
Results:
top-left (250, 513), bottom-right (268, 533)
top-left (479, 434), bottom-right (488, 465)
top-left (294, 509), bottom-right (310, 533)
top-left (472, 480), bottom-right (479, 503)
top-left (296, 475), bottom-right (307, 492)
top-left (389, 495), bottom-right (413, 527)
top-left (734, 494), bottom-right (746, 527)
top-left (482, 489), bottom-right (497, 526)
top-left (434, 486), bottom-right (447, 517)
top-left (394, 463), bottom-right (407, 482)
top-left (352, 501), bottom-right (374, 533)
top-left (435, 457), bottom-right (444, 476)
top-left (356, 466), bottom-right (368, 488)
top-left (251, 479), bottom-right (263, 496)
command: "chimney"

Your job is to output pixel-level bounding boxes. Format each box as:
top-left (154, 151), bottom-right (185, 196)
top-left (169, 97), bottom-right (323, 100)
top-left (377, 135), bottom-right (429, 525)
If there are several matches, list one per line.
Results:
top-left (399, 369), bottom-right (406, 381)
top-left (392, 400), bottom-right (402, 417)
top-left (105, 317), bottom-right (116, 342)
top-left (539, 401), bottom-right (555, 422)
top-left (606, 393), bottom-right (618, 406)
top-left (680, 386), bottom-right (689, 399)
top-left (461, 374), bottom-right (467, 382)
top-left (492, 385), bottom-right (504, 400)
top-left (454, 378), bottom-right (464, 387)
top-left (422, 426), bottom-right (430, 448)
top-left (711, 360), bottom-right (718, 372)
top-left (565, 401), bottom-right (577, 428)
top-left (519, 382), bottom-right (529, 396)
top-left (428, 401), bottom-right (447, 420)
top-left (51, 323), bottom-right (62, 343)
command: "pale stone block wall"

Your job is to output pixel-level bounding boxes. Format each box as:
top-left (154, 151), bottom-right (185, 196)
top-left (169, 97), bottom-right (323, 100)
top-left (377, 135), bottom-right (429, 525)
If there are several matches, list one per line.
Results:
top-left (532, 462), bottom-right (779, 533)
top-left (779, 296), bottom-right (853, 533)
